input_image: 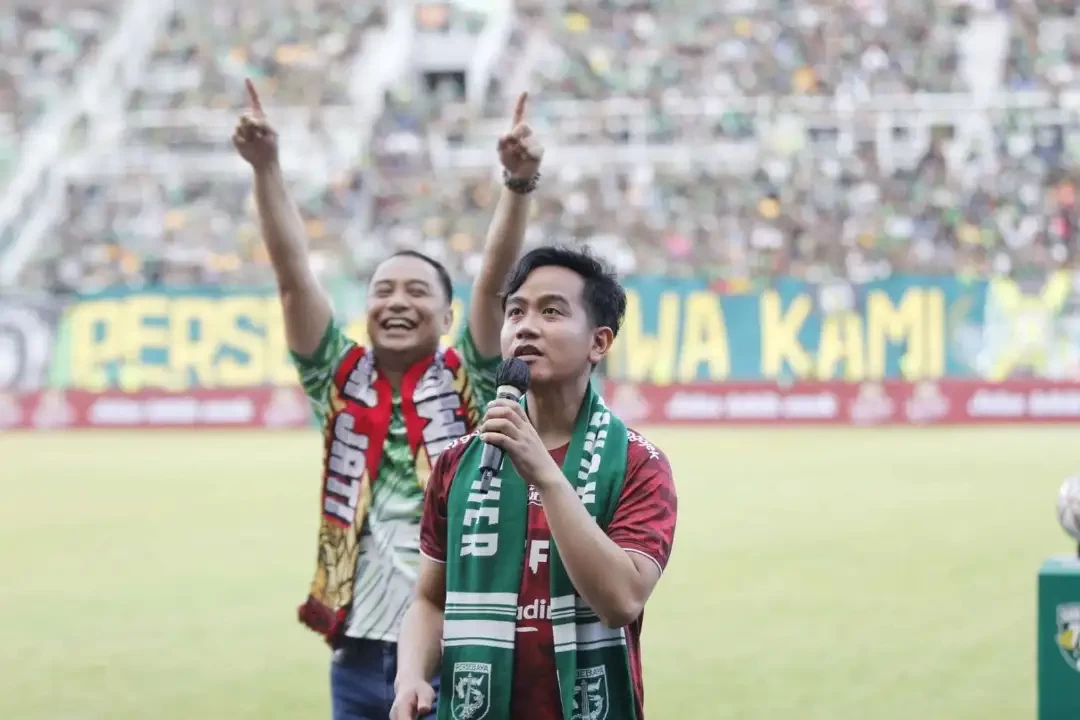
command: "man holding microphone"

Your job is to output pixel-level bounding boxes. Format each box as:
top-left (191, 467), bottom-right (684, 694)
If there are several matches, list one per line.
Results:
top-left (392, 246), bottom-right (679, 720)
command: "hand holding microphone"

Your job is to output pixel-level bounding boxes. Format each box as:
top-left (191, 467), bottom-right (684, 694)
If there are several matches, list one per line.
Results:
top-left (478, 358), bottom-right (531, 493)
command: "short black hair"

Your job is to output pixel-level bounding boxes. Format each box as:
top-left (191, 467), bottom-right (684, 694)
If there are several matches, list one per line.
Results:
top-left (386, 250), bottom-right (454, 303)
top-left (502, 245), bottom-right (626, 336)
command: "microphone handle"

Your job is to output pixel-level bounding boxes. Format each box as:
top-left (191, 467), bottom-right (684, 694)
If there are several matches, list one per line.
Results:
top-left (478, 467), bottom-right (496, 494)
top-left (477, 385), bottom-right (522, 493)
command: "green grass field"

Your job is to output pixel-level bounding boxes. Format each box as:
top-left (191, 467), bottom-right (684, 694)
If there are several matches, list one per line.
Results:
top-left (1, 427), bottom-right (1077, 719)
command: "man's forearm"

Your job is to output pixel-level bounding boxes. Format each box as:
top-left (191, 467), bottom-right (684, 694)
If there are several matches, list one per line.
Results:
top-left (252, 161), bottom-right (331, 355)
top-left (477, 188), bottom-right (529, 294)
top-left (468, 188), bottom-right (531, 356)
top-left (396, 596), bottom-right (445, 688)
top-left (253, 161), bottom-right (314, 291)
top-left (535, 473), bottom-right (646, 628)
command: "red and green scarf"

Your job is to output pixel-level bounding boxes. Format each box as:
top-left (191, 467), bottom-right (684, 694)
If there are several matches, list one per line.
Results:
top-left (297, 345), bottom-right (482, 641)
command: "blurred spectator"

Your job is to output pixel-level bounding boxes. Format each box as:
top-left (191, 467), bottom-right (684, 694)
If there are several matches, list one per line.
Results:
top-left (415, 1), bottom-right (489, 34)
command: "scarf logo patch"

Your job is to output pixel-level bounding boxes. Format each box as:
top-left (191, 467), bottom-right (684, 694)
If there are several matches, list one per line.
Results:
top-left (571, 665), bottom-right (609, 720)
top-left (450, 662), bottom-right (492, 720)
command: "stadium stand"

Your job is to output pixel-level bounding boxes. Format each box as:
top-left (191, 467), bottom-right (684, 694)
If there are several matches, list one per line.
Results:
top-left (0, 0), bottom-right (123, 187)
top-left (2, 0), bottom-right (1079, 293)
top-left (126, 0), bottom-right (386, 113)
top-left (3, 0), bottom-right (390, 291)
top-left (368, 0), bottom-right (1080, 285)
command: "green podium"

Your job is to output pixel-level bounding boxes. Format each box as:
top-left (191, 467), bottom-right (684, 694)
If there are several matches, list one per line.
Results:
top-left (1038, 554), bottom-right (1080, 719)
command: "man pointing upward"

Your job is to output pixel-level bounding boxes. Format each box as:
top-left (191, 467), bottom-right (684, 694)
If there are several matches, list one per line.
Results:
top-left (233, 81), bottom-right (544, 720)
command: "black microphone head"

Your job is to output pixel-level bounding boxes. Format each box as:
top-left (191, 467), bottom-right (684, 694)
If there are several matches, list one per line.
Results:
top-left (495, 357), bottom-right (530, 393)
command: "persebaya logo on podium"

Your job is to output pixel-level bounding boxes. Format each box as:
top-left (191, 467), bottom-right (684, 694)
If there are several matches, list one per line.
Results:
top-left (1056, 603), bottom-right (1080, 672)
top-left (450, 662), bottom-right (491, 720)
top-left (571, 665), bottom-right (609, 720)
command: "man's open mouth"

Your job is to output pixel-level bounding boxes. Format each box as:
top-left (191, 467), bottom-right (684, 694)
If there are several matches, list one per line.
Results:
top-left (513, 344), bottom-right (543, 358)
top-left (381, 318), bottom-right (417, 331)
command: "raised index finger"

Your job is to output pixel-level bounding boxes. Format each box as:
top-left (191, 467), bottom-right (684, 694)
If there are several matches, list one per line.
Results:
top-left (511, 92), bottom-right (527, 129)
top-left (245, 78), bottom-right (264, 116)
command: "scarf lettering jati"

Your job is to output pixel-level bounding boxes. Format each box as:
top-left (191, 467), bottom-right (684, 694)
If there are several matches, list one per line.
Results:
top-left (440, 383), bottom-right (637, 720)
top-left (298, 345), bottom-right (480, 641)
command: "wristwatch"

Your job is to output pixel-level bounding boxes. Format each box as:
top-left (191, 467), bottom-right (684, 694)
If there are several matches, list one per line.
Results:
top-left (503, 168), bottom-right (541, 194)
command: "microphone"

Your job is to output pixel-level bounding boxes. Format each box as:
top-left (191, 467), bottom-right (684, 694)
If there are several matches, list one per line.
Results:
top-left (478, 357), bottom-right (531, 493)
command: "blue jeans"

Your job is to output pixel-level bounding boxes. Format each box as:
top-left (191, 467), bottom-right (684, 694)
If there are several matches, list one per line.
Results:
top-left (330, 637), bottom-right (440, 720)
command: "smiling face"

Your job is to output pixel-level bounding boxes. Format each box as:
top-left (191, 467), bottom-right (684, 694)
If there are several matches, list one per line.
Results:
top-left (500, 265), bottom-right (614, 387)
top-left (366, 254), bottom-right (453, 367)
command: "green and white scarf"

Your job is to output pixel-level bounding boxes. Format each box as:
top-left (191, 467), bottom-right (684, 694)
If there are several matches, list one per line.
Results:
top-left (440, 383), bottom-right (637, 720)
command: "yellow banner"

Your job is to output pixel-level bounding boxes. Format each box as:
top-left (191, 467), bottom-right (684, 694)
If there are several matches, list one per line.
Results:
top-left (65, 294), bottom-right (468, 391)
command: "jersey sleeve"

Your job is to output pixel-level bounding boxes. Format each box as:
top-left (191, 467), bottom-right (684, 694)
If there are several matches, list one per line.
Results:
top-left (606, 430), bottom-right (679, 575)
top-left (420, 438), bottom-right (471, 564)
top-left (289, 317), bottom-right (355, 423)
top-left (452, 322), bottom-right (501, 407)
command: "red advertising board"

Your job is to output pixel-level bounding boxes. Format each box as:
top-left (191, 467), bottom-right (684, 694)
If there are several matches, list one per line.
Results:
top-left (604, 379), bottom-right (1080, 426)
top-left (3, 380), bottom-right (1080, 430)
top-left (0, 387), bottom-right (313, 430)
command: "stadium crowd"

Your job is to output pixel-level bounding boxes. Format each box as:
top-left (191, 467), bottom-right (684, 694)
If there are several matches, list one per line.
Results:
top-left (0, 0), bottom-right (122, 186)
top-left (127, 0), bottom-right (386, 113)
top-left (17, 171), bottom-right (368, 293)
top-left (6, 0), bottom-right (1080, 294)
top-left (371, 0), bottom-right (1080, 285)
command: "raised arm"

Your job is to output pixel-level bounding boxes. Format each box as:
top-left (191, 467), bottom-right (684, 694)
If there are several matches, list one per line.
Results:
top-left (233, 79), bottom-right (332, 357)
top-left (467, 92), bottom-right (545, 357)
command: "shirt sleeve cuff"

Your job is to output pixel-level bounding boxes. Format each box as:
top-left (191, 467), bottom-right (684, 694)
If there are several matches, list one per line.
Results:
top-left (456, 322), bottom-right (501, 370)
top-left (622, 547), bottom-right (665, 576)
top-left (289, 318), bottom-right (337, 369)
top-left (420, 548), bottom-right (447, 565)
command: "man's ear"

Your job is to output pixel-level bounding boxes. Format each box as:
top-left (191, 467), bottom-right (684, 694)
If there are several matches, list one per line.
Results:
top-left (441, 304), bottom-right (455, 335)
top-left (588, 326), bottom-right (615, 365)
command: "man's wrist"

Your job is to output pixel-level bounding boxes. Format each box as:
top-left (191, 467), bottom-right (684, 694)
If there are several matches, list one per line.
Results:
top-left (533, 465), bottom-right (569, 492)
top-left (253, 158), bottom-right (282, 177)
top-left (394, 671), bottom-right (421, 693)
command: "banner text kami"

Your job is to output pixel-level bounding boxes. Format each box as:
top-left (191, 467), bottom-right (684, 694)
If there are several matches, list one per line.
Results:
top-left (608, 286), bottom-right (947, 383)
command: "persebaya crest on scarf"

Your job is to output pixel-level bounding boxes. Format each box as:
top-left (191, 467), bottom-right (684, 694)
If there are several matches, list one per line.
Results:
top-left (298, 344), bottom-right (481, 641)
top-left (440, 382), bottom-right (636, 720)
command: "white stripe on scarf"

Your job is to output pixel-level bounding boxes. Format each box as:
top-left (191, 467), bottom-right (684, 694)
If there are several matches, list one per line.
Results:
top-left (444, 619), bottom-right (517, 650)
top-left (445, 591), bottom-right (518, 608)
top-left (553, 621), bottom-right (627, 653)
